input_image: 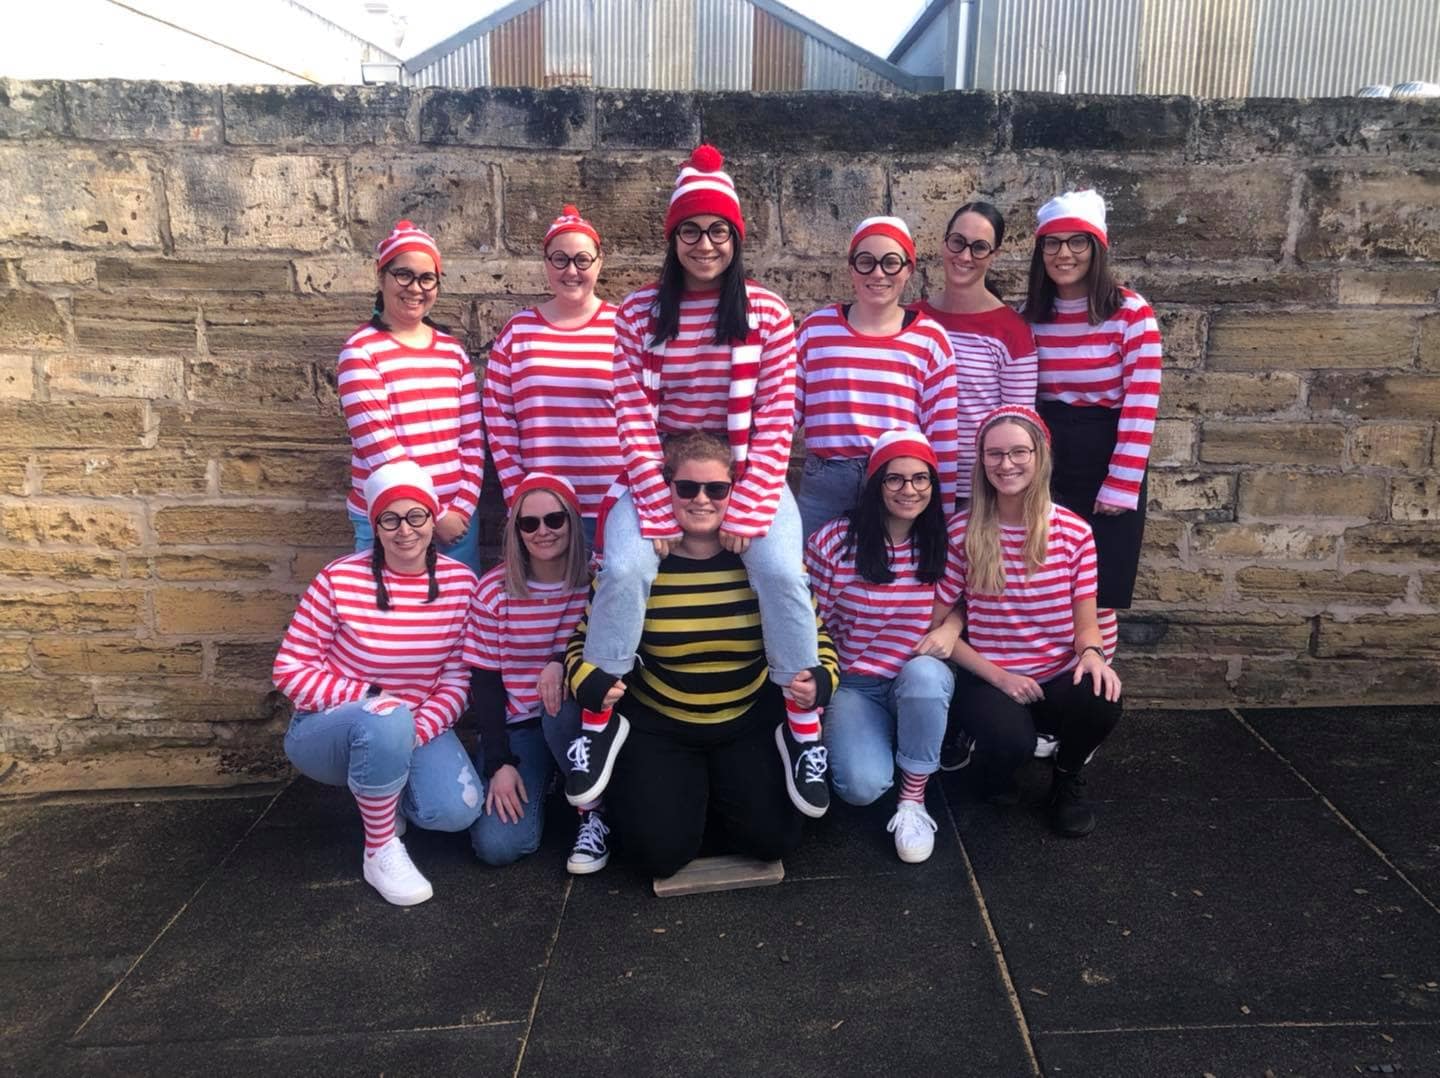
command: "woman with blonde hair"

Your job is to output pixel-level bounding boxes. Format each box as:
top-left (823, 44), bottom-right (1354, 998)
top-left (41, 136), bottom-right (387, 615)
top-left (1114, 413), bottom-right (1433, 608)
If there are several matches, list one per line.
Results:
top-left (941, 405), bottom-right (1123, 837)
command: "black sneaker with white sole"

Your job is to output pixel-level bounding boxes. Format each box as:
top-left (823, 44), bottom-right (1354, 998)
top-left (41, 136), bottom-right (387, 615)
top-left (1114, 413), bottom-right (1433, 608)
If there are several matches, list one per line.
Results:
top-left (940, 732), bottom-right (974, 772)
top-left (1047, 768), bottom-right (1096, 837)
top-left (564, 714), bottom-right (630, 807)
top-left (775, 724), bottom-right (829, 818)
top-left (566, 809), bottom-right (610, 875)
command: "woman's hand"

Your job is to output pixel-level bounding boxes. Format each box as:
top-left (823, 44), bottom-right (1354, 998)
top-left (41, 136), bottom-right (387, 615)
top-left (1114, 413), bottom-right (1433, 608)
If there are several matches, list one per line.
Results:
top-left (915, 621), bottom-right (960, 660)
top-left (1092, 500), bottom-right (1129, 516)
top-left (1074, 651), bottom-right (1122, 702)
top-left (652, 538), bottom-right (672, 559)
top-left (787, 670), bottom-right (817, 711)
top-left (484, 763), bottom-right (528, 823)
top-left (537, 661), bottom-right (565, 716)
top-left (719, 530), bottom-right (751, 555)
top-left (601, 679), bottom-right (627, 711)
top-left (992, 670), bottom-right (1044, 706)
top-left (435, 511), bottom-right (469, 544)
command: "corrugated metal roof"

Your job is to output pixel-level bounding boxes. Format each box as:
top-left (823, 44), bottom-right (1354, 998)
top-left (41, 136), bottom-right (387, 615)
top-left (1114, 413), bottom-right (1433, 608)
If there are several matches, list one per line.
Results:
top-left (406, 34), bottom-right (490, 86)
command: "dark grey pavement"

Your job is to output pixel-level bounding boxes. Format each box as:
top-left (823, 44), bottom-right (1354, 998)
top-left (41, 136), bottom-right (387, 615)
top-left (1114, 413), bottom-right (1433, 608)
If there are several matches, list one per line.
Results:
top-left (3, 706), bottom-right (1438, 1077)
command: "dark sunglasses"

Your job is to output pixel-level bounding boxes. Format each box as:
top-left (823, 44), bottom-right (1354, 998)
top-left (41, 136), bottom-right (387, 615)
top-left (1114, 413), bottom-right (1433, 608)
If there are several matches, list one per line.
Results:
top-left (517, 511), bottom-right (569, 534)
top-left (672, 480), bottom-right (733, 500)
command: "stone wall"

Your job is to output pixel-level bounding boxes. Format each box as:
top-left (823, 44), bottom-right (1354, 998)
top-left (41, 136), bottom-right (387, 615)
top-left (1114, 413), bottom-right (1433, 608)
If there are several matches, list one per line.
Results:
top-left (1, 79), bottom-right (1437, 763)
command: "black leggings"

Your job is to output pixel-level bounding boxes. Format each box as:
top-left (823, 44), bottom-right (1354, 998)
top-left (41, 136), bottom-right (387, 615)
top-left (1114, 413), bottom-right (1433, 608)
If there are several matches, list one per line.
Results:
top-left (950, 667), bottom-right (1123, 786)
top-left (605, 696), bottom-right (804, 879)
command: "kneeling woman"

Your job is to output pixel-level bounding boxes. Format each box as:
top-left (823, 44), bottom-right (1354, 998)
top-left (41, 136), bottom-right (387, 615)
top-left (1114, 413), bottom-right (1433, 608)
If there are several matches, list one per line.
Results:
top-left (940, 406), bottom-right (1123, 837)
top-left (462, 473), bottom-right (602, 873)
top-left (273, 461), bottom-right (483, 906)
top-left (806, 431), bottom-right (962, 864)
top-left (566, 432), bottom-right (841, 879)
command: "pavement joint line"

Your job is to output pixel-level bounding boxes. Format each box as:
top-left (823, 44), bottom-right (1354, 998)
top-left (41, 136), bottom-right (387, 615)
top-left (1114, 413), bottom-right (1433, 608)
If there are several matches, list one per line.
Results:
top-left (1038, 1018), bottom-right (1440, 1036)
top-left (69, 780), bottom-right (294, 1039)
top-left (1227, 707), bottom-right (1440, 920)
top-left (939, 793), bottom-right (1043, 1078)
top-left (511, 874), bottom-right (574, 1077)
top-left (59, 1019), bottom-right (528, 1051)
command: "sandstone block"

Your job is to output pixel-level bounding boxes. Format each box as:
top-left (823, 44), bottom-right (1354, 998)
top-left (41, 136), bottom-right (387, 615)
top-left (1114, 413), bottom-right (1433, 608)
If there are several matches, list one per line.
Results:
top-left (702, 92), bottom-right (999, 154)
top-left (0, 78), bottom-right (67, 138)
top-left (291, 548), bottom-right (347, 583)
top-left (1298, 169), bottom-right (1440, 261)
top-left (96, 258), bottom-right (292, 292)
top-left (152, 587), bottom-right (299, 635)
top-left (1195, 98), bottom-right (1440, 159)
top-left (1233, 657), bottom-right (1439, 707)
top-left (0, 292), bottom-right (66, 350)
top-left (890, 158), bottom-right (1054, 267)
top-left (1191, 522), bottom-right (1337, 562)
top-left (34, 449), bottom-right (209, 497)
top-left (1147, 471), bottom-right (1234, 515)
top-left (1140, 517), bottom-right (1184, 559)
top-left (0, 355), bottom-right (33, 399)
top-left (154, 404), bottom-right (346, 453)
top-left (201, 294), bottom-right (381, 362)
top-left (1423, 574), bottom-right (1440, 606)
top-left (19, 254), bottom-right (97, 287)
top-left (155, 505), bottom-right (350, 547)
top-left (91, 679), bottom-right (282, 724)
top-left (1207, 312), bottom-right (1415, 371)
top-left (0, 453), bottom-right (29, 495)
top-left (1421, 314), bottom-right (1440, 373)
top-left (1131, 565), bottom-right (1225, 603)
top-left (1114, 657), bottom-right (1233, 708)
top-left (1339, 269), bottom-right (1440, 306)
top-left (0, 502), bottom-right (144, 549)
top-left (1315, 615), bottom-right (1440, 658)
top-left (1391, 477), bottom-right (1440, 522)
top-left (72, 295), bottom-right (198, 354)
top-left (0, 589), bottom-right (144, 633)
top-left (0, 401), bottom-right (148, 450)
top-left (1011, 93), bottom-right (1193, 152)
top-left (0, 639), bottom-right (29, 672)
top-left (419, 87), bottom-right (593, 149)
top-left (215, 641), bottom-right (283, 681)
top-left (348, 152), bottom-right (499, 255)
top-left (777, 162), bottom-right (887, 256)
top-left (1309, 373), bottom-right (1440, 421)
top-left (1118, 611), bottom-right (1310, 655)
top-left (747, 261), bottom-right (850, 316)
top-left (1199, 422), bottom-right (1344, 466)
top-left (1123, 265), bottom-right (1334, 306)
top-left (1154, 307), bottom-right (1205, 371)
top-left (0, 551), bottom-right (125, 581)
top-left (224, 85), bottom-right (412, 145)
top-left (1233, 567), bottom-right (1408, 605)
top-left (1343, 523), bottom-right (1440, 565)
top-left (33, 639), bottom-right (204, 676)
top-left (0, 146), bottom-right (164, 248)
top-left (66, 81), bottom-right (222, 142)
top-left (1150, 420), bottom-right (1195, 466)
top-left (45, 354), bottom-right (185, 400)
top-left (1239, 472), bottom-right (1386, 521)
top-left (1161, 372), bottom-right (1300, 419)
top-left (168, 155), bottom-right (345, 252)
top-left (218, 449), bottom-right (350, 497)
top-left (0, 675), bottom-right (94, 721)
top-left (597, 91), bottom-right (700, 149)
top-left (569, 155), bottom-right (689, 253)
top-left (149, 552), bottom-right (279, 581)
top-left (1348, 424), bottom-right (1432, 470)
top-left (187, 357), bottom-right (315, 405)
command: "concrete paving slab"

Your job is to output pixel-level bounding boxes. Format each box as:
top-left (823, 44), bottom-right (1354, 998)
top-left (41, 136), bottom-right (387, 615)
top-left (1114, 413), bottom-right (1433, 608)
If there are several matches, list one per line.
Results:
top-left (0, 955), bottom-right (131, 1078)
top-left (523, 868), bottom-right (1034, 1077)
top-left (782, 788), bottom-right (962, 882)
top-left (1243, 706), bottom-right (1440, 905)
top-left (0, 797), bottom-right (270, 960)
top-left (963, 797), bottom-right (1440, 1031)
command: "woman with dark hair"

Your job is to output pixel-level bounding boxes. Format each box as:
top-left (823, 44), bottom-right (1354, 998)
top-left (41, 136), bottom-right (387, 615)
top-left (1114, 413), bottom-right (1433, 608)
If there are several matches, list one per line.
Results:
top-left (462, 473), bottom-right (605, 874)
top-left (566, 432), bottom-right (840, 880)
top-left (337, 220), bottom-right (485, 570)
top-left (1020, 190), bottom-right (1162, 659)
top-left (941, 406), bottom-right (1123, 837)
top-left (794, 216), bottom-right (957, 538)
top-left (911, 201), bottom-right (1038, 509)
top-left (806, 431), bottom-right (962, 864)
top-left (483, 205), bottom-right (622, 549)
top-left (273, 461), bottom-right (483, 905)
top-left (571, 145), bottom-right (830, 819)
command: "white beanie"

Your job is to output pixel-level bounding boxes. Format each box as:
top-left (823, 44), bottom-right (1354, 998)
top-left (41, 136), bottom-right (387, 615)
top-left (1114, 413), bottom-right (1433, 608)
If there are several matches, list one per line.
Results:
top-left (363, 460), bottom-right (439, 523)
top-left (1036, 189), bottom-right (1108, 249)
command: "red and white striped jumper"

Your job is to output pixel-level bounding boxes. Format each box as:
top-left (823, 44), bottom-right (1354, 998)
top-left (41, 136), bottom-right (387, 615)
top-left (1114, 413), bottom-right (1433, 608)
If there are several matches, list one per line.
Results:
top-left (461, 565), bottom-right (590, 722)
top-left (337, 323), bottom-right (485, 526)
top-left (913, 300), bottom-right (1038, 500)
top-left (794, 304), bottom-right (960, 507)
top-left (613, 282), bottom-right (797, 540)
top-left (272, 552), bottom-right (478, 746)
top-left (482, 304), bottom-right (623, 521)
top-left (937, 507), bottom-right (1098, 681)
top-left (805, 516), bottom-right (964, 680)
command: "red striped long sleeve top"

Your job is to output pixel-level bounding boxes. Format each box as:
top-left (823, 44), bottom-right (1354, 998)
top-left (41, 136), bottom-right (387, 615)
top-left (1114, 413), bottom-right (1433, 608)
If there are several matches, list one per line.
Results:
top-left (1031, 290), bottom-right (1163, 510)
top-left (612, 283), bottom-right (798, 541)
top-left (795, 304), bottom-right (959, 507)
top-left (482, 304), bottom-right (624, 519)
top-left (272, 552), bottom-right (479, 745)
top-left (337, 323), bottom-right (485, 523)
top-left (913, 301), bottom-right (1038, 500)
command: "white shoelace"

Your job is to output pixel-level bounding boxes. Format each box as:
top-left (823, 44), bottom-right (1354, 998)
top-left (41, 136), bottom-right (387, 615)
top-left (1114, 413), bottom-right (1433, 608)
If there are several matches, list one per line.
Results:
top-left (566, 735), bottom-right (593, 773)
top-left (375, 838), bottom-right (422, 880)
top-left (798, 744), bottom-right (828, 783)
top-left (887, 802), bottom-right (938, 841)
top-left (573, 813), bottom-right (609, 855)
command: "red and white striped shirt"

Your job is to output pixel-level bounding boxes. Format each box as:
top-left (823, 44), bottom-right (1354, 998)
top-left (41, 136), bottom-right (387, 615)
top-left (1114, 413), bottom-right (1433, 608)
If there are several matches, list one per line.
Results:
top-left (461, 566), bottom-right (589, 723)
top-left (913, 300), bottom-right (1037, 500)
top-left (272, 552), bottom-right (478, 744)
top-left (483, 303), bottom-right (623, 519)
top-left (795, 304), bottom-right (959, 506)
top-left (337, 323), bottom-right (485, 522)
top-left (1031, 290), bottom-right (1162, 510)
top-left (805, 517), bottom-right (962, 679)
top-left (939, 507), bottom-right (1098, 681)
top-left (613, 283), bottom-right (797, 541)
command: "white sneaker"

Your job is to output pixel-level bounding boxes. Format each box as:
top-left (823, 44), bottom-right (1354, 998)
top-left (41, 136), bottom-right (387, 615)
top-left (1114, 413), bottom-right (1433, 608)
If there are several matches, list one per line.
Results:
top-left (1033, 734), bottom-right (1059, 759)
top-left (566, 809), bottom-right (611, 875)
top-left (886, 800), bottom-right (938, 864)
top-left (363, 837), bottom-right (433, 906)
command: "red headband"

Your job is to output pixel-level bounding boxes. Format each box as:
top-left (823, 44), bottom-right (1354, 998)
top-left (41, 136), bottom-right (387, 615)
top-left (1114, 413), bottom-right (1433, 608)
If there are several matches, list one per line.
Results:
top-left (977, 404), bottom-right (1052, 448)
top-left (512, 471), bottom-right (580, 518)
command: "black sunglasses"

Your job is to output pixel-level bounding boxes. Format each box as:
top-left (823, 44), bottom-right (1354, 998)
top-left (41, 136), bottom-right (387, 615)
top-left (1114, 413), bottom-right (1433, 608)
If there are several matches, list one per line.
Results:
top-left (672, 480), bottom-right (733, 500)
top-left (517, 511), bottom-right (569, 533)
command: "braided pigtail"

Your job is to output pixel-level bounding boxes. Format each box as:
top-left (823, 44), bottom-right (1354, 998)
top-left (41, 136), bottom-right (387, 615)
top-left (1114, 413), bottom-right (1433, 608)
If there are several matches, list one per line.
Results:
top-left (371, 542), bottom-right (391, 611)
top-left (424, 541), bottom-right (439, 604)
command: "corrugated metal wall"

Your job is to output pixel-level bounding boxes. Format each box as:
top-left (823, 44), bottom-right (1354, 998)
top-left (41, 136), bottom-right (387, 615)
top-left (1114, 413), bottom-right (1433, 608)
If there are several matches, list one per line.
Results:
top-left (491, 3), bottom-right (544, 87)
top-left (544, 0), bottom-right (593, 85)
top-left (752, 7), bottom-right (805, 90)
top-left (986, 0), bottom-right (1143, 93)
top-left (1136, 0), bottom-right (1257, 97)
top-left (407, 36), bottom-right (490, 87)
top-left (1250, 0), bottom-right (1440, 96)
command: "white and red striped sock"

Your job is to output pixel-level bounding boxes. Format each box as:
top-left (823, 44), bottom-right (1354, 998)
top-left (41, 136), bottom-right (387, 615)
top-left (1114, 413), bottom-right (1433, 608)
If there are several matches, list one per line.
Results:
top-left (354, 790), bottom-right (402, 854)
top-left (898, 769), bottom-right (929, 804)
top-left (1098, 609), bottom-right (1119, 660)
top-left (784, 698), bottom-right (821, 743)
top-left (581, 707), bottom-right (611, 734)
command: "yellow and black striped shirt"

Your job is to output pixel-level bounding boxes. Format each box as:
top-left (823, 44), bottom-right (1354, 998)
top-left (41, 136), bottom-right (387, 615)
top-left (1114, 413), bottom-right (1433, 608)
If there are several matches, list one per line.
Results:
top-left (566, 550), bottom-right (840, 725)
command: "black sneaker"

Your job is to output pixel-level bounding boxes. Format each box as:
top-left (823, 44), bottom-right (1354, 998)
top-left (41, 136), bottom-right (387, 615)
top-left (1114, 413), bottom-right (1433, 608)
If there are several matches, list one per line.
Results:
top-left (566, 809), bottom-right (610, 875)
top-left (564, 712), bottom-right (630, 807)
top-left (940, 732), bottom-right (974, 772)
top-left (1047, 769), bottom-right (1096, 838)
top-left (775, 724), bottom-right (829, 819)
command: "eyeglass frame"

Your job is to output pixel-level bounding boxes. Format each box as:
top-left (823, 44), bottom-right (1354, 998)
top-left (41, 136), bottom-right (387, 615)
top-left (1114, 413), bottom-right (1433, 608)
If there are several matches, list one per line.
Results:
top-left (849, 251), bottom-right (911, 277)
top-left (671, 479), bottom-right (734, 501)
top-left (675, 220), bottom-right (734, 246)
top-left (376, 507), bottom-right (434, 531)
top-left (517, 510), bottom-right (570, 534)
top-left (944, 232), bottom-right (996, 259)
top-left (881, 471), bottom-right (933, 492)
top-left (384, 266), bottom-right (441, 292)
top-left (1040, 234), bottom-right (1093, 256)
top-left (544, 250), bottom-right (599, 272)
top-left (983, 446), bottom-right (1036, 465)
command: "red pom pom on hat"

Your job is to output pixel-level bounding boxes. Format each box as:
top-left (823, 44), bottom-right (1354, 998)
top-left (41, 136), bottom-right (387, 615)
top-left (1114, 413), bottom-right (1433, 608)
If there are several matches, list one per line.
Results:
top-left (690, 144), bottom-right (724, 171)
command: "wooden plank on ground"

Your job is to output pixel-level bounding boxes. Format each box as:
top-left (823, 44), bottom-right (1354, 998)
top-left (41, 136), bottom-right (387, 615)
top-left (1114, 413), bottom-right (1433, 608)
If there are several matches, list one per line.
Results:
top-left (653, 855), bottom-right (785, 897)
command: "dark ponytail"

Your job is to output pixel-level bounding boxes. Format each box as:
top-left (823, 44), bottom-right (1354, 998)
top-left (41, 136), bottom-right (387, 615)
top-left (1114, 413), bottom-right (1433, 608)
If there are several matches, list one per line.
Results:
top-left (371, 542), bottom-right (391, 611)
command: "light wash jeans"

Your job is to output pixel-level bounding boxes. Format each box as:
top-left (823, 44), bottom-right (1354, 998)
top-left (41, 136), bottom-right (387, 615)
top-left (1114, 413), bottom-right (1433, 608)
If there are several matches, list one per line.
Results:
top-left (283, 700), bottom-right (484, 831)
top-left (796, 454), bottom-right (867, 542)
top-left (350, 509), bottom-right (481, 573)
top-left (468, 701), bottom-right (581, 867)
top-left (583, 487), bottom-right (819, 685)
top-left (822, 656), bottom-right (955, 806)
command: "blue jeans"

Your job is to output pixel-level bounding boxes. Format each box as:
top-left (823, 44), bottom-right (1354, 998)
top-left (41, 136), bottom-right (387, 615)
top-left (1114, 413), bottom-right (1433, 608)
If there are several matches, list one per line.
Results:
top-left (796, 454), bottom-right (867, 542)
top-left (350, 509), bottom-right (481, 573)
top-left (283, 701), bottom-right (484, 831)
top-left (822, 656), bottom-right (955, 806)
top-left (468, 702), bottom-right (582, 866)
top-left (583, 487), bottom-right (819, 685)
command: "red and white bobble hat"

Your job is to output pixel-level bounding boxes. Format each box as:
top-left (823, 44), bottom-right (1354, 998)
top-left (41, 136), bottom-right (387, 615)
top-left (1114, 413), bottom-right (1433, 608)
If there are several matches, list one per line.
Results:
top-left (512, 471), bottom-right (581, 517)
top-left (543, 204), bottom-right (601, 250)
top-left (976, 404), bottom-right (1052, 448)
top-left (849, 216), bottom-right (916, 262)
top-left (665, 144), bottom-right (745, 241)
top-left (867, 429), bottom-right (939, 481)
top-left (1035, 189), bottom-right (1109, 249)
top-left (375, 219), bottom-right (443, 273)
top-left (364, 460), bottom-right (440, 523)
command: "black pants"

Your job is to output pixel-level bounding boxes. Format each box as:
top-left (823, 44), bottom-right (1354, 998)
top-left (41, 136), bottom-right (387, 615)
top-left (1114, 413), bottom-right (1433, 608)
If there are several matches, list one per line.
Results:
top-left (605, 695), bottom-right (804, 879)
top-left (950, 667), bottom-right (1123, 788)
